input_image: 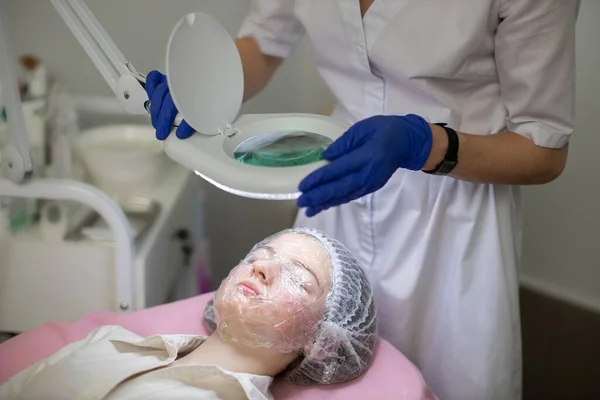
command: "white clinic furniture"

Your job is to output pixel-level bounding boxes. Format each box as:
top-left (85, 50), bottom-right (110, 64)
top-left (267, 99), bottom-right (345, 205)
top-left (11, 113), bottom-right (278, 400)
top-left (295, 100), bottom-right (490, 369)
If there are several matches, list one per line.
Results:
top-left (0, 161), bottom-right (205, 333)
top-left (0, 0), bottom-right (207, 323)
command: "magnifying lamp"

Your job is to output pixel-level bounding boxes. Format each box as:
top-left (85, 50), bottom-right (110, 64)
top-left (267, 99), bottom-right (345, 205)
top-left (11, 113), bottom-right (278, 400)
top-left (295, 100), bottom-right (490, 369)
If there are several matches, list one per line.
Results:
top-left (0, 0), bottom-right (349, 200)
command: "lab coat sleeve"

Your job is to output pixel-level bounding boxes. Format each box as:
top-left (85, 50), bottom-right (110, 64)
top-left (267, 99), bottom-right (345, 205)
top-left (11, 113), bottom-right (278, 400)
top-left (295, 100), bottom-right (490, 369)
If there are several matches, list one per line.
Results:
top-left (0, 326), bottom-right (121, 399)
top-left (495, 0), bottom-right (581, 148)
top-left (238, 0), bottom-right (305, 58)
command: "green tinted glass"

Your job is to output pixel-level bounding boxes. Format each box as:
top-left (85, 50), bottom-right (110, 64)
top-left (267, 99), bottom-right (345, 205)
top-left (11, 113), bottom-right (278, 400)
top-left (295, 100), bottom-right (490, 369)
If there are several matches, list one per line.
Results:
top-left (234, 131), bottom-right (332, 167)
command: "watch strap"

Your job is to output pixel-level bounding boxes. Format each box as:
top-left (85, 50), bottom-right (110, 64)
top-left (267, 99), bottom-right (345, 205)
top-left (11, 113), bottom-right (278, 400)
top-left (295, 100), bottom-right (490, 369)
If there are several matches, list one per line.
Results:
top-left (422, 123), bottom-right (459, 176)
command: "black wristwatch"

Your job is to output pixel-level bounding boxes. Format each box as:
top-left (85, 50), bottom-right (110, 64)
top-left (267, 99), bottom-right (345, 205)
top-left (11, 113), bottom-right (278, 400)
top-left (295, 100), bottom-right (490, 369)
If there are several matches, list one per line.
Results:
top-left (422, 123), bottom-right (459, 176)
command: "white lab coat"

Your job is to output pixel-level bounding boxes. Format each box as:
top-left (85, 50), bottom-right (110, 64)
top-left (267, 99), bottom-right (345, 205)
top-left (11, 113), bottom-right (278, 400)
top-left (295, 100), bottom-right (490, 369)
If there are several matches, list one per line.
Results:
top-left (238, 1), bottom-right (579, 399)
top-left (0, 326), bottom-right (273, 400)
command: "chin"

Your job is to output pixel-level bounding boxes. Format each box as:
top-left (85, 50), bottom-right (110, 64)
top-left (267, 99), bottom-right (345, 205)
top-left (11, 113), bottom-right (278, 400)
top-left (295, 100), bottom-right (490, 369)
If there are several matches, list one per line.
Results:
top-left (221, 298), bottom-right (273, 322)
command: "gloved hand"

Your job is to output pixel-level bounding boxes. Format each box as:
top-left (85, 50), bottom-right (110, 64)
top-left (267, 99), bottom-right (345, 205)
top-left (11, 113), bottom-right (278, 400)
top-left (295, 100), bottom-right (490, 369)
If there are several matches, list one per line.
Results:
top-left (297, 114), bottom-right (433, 217)
top-left (144, 70), bottom-right (195, 140)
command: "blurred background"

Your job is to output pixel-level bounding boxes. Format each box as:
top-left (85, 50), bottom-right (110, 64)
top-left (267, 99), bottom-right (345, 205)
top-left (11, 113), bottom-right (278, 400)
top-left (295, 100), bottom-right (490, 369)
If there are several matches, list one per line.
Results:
top-left (1, 1), bottom-right (598, 398)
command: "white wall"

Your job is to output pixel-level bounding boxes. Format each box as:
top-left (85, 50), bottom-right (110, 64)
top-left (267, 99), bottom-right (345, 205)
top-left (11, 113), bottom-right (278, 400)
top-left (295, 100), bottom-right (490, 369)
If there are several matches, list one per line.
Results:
top-left (6, 1), bottom-right (600, 304)
top-left (520, 0), bottom-right (600, 312)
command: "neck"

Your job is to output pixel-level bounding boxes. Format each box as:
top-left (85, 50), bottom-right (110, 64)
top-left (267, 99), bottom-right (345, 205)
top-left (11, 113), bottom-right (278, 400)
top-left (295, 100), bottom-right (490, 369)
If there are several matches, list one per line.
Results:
top-left (173, 332), bottom-right (297, 377)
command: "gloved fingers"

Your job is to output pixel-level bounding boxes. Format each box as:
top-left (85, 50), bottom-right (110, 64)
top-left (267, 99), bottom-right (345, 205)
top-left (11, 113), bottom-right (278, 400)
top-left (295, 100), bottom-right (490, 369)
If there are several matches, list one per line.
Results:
top-left (297, 170), bottom-right (365, 209)
top-left (306, 204), bottom-right (334, 217)
top-left (156, 92), bottom-right (178, 140)
top-left (176, 120), bottom-right (195, 139)
top-left (322, 122), bottom-right (374, 161)
top-left (298, 150), bottom-right (366, 192)
top-left (304, 185), bottom-right (369, 217)
top-left (145, 70), bottom-right (166, 99)
top-left (149, 82), bottom-right (169, 129)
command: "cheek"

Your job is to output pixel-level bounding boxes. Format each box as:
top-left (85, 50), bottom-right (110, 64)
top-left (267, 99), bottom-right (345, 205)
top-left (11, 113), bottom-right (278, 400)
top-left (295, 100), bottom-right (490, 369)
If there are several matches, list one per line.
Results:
top-left (266, 292), bottom-right (323, 334)
top-left (271, 287), bottom-right (303, 305)
top-left (214, 295), bottom-right (325, 351)
top-left (218, 265), bottom-right (251, 292)
top-left (225, 264), bottom-right (251, 281)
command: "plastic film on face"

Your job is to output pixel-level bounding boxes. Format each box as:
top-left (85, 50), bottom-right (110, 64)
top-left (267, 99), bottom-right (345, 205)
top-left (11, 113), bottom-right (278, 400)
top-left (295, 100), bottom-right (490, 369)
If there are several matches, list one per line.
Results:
top-left (213, 232), bottom-right (332, 354)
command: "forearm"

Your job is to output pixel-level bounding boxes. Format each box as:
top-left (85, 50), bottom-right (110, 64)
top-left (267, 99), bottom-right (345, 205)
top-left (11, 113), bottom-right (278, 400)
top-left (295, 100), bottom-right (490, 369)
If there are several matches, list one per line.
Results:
top-left (236, 37), bottom-right (283, 102)
top-left (423, 124), bottom-right (569, 185)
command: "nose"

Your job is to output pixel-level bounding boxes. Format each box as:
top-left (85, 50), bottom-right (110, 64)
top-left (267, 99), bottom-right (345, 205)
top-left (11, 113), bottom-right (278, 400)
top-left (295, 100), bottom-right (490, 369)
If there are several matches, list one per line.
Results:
top-left (251, 260), bottom-right (276, 285)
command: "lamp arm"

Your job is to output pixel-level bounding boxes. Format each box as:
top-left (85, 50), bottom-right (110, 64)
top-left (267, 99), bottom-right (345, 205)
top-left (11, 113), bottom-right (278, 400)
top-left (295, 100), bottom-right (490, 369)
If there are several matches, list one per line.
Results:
top-left (0, 0), bottom-right (153, 183)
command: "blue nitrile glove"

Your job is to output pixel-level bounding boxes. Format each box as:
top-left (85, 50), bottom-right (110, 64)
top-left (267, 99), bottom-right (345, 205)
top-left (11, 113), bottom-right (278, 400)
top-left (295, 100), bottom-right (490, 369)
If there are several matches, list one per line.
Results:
top-left (297, 114), bottom-right (433, 217)
top-left (144, 70), bottom-right (195, 140)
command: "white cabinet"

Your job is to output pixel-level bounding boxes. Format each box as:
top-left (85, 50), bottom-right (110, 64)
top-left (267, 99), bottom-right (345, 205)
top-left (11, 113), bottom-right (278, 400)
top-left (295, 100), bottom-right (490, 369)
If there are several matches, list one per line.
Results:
top-left (0, 166), bottom-right (209, 333)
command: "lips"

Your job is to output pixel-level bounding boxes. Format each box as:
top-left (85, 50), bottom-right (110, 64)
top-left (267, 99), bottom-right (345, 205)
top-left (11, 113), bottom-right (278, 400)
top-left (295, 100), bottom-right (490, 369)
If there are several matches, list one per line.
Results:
top-left (238, 281), bottom-right (260, 296)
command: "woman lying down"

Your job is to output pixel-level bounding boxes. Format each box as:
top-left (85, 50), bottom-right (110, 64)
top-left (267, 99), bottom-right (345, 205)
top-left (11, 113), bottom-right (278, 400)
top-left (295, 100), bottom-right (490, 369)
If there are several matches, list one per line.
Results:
top-left (0, 228), bottom-right (377, 400)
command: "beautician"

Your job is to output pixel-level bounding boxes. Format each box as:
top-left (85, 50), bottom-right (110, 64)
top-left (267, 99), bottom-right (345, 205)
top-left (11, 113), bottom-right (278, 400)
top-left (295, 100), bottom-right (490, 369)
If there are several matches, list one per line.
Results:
top-left (144, 1), bottom-right (581, 398)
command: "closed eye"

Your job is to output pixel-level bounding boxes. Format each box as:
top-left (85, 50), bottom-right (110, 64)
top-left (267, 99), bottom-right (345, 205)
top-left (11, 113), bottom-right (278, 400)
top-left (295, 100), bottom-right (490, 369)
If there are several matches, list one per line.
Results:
top-left (256, 245), bottom-right (321, 288)
top-left (292, 260), bottom-right (320, 288)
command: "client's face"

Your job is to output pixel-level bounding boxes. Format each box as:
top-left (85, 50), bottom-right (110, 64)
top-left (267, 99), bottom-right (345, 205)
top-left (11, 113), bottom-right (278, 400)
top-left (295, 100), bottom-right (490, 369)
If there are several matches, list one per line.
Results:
top-left (213, 233), bottom-right (332, 353)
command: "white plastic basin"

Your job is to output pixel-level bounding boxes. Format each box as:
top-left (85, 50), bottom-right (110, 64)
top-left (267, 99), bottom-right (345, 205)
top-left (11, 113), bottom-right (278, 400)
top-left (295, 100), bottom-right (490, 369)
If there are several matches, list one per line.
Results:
top-left (76, 125), bottom-right (167, 197)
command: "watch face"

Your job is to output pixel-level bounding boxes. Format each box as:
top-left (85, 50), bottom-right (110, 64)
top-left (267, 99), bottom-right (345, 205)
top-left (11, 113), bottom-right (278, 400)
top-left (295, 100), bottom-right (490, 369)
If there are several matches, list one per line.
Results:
top-left (437, 161), bottom-right (458, 175)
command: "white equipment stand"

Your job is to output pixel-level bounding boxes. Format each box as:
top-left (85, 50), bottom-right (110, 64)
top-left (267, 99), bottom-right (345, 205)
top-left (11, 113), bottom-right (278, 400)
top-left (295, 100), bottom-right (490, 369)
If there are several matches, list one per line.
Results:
top-left (0, 0), bottom-right (203, 322)
top-left (0, 0), bottom-right (140, 314)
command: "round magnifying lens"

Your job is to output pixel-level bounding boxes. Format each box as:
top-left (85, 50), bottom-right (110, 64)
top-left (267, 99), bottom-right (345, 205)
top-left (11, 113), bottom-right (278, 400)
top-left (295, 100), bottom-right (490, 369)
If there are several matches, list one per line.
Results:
top-left (233, 131), bottom-right (333, 167)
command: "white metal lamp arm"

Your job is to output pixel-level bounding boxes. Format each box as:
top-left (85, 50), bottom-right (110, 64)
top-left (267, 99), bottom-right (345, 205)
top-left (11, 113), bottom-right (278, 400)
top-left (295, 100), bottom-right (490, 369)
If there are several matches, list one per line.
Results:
top-left (0, 0), bottom-right (34, 183)
top-left (0, 0), bottom-right (145, 312)
top-left (49, 0), bottom-right (149, 116)
top-left (0, 0), bottom-right (150, 183)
